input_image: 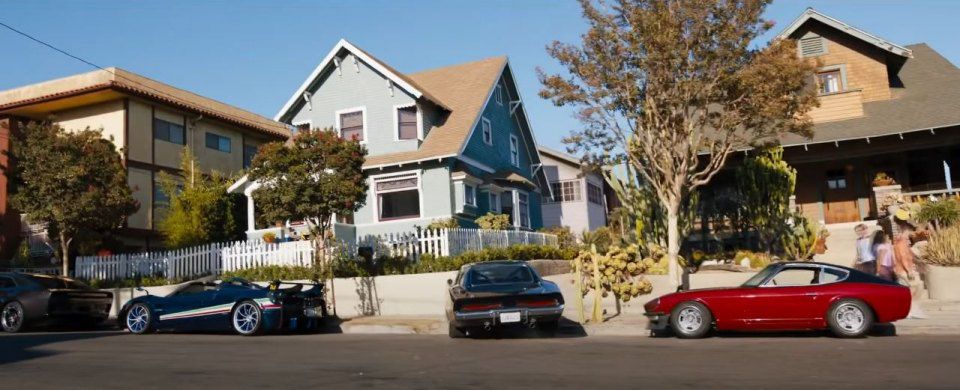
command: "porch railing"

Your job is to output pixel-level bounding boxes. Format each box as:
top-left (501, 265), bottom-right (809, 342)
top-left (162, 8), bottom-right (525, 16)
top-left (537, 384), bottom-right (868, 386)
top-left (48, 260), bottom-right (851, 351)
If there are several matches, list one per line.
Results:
top-left (902, 188), bottom-right (960, 204)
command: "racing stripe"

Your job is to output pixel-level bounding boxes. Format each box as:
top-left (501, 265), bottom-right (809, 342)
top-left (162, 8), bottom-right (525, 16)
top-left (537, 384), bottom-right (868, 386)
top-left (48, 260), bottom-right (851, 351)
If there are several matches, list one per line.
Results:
top-left (159, 299), bottom-right (281, 321)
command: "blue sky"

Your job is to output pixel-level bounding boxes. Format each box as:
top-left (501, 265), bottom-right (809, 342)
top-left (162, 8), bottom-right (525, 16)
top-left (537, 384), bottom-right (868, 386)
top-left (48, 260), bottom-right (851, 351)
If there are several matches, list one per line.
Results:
top-left (2, 0), bottom-right (959, 151)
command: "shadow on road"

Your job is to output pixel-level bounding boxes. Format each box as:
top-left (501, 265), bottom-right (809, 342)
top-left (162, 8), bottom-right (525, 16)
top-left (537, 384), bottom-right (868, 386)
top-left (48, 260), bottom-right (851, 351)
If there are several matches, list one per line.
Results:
top-left (465, 317), bottom-right (588, 340)
top-left (0, 330), bottom-right (122, 366)
top-left (689, 323), bottom-right (899, 339)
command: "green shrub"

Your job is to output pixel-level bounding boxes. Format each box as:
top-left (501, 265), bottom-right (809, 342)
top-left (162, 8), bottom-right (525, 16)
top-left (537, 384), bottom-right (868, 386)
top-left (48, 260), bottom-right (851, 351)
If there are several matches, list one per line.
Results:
top-left (475, 213), bottom-right (511, 230)
top-left (540, 226), bottom-right (579, 249)
top-left (222, 265), bottom-right (321, 281)
top-left (84, 275), bottom-right (194, 289)
top-left (581, 227), bottom-right (614, 253)
top-left (425, 218), bottom-right (460, 230)
top-left (916, 199), bottom-right (960, 230)
top-left (733, 250), bottom-right (772, 269)
top-left (921, 225), bottom-right (960, 266)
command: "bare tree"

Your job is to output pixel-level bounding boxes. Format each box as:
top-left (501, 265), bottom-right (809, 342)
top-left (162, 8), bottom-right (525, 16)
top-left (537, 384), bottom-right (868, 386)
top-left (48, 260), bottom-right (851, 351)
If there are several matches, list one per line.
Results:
top-left (539, 0), bottom-right (818, 287)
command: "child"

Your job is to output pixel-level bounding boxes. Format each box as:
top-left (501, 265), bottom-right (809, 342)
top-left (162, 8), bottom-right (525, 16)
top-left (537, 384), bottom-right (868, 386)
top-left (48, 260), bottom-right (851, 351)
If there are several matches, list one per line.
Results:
top-left (871, 231), bottom-right (894, 281)
top-left (853, 224), bottom-right (876, 274)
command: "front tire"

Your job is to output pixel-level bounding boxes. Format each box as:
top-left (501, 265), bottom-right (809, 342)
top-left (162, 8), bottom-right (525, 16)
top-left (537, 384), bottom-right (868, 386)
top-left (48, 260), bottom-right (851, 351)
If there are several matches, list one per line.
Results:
top-left (827, 299), bottom-right (873, 338)
top-left (1, 301), bottom-right (25, 333)
top-left (232, 300), bottom-right (263, 336)
top-left (670, 301), bottom-right (712, 339)
top-left (125, 303), bottom-right (154, 334)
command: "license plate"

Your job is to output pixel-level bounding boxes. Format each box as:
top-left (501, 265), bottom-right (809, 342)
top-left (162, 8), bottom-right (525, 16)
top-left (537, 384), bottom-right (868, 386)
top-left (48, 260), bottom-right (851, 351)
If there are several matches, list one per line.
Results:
top-left (499, 312), bottom-right (521, 323)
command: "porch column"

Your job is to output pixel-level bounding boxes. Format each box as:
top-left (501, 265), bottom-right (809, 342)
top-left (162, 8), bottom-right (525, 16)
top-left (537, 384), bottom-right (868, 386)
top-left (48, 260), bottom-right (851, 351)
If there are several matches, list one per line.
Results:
top-left (244, 188), bottom-right (256, 232)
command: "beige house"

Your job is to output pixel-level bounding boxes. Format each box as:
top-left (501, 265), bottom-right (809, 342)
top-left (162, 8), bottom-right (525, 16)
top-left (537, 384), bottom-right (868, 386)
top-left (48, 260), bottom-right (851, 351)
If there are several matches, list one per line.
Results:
top-left (0, 67), bottom-right (288, 255)
top-left (538, 146), bottom-right (608, 235)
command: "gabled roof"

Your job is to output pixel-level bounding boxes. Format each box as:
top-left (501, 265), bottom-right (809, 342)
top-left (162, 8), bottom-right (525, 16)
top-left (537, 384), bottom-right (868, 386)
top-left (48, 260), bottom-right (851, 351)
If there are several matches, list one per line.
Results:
top-left (776, 8), bottom-right (913, 58)
top-left (538, 146), bottom-right (583, 167)
top-left (781, 44), bottom-right (960, 146)
top-left (274, 39), bottom-right (451, 122)
top-left (362, 56), bottom-right (509, 168)
top-left (0, 67), bottom-right (290, 138)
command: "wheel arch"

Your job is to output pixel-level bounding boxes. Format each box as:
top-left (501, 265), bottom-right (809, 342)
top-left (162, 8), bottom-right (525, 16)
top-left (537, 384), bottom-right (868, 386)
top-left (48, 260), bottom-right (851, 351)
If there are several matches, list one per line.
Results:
top-left (825, 296), bottom-right (877, 322)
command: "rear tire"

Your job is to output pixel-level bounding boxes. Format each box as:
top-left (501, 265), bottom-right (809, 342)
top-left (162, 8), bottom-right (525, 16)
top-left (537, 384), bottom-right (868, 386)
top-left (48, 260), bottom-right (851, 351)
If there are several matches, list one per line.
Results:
top-left (125, 303), bottom-right (153, 334)
top-left (448, 323), bottom-right (466, 339)
top-left (670, 301), bottom-right (712, 339)
top-left (827, 299), bottom-right (873, 338)
top-left (1, 301), bottom-right (25, 333)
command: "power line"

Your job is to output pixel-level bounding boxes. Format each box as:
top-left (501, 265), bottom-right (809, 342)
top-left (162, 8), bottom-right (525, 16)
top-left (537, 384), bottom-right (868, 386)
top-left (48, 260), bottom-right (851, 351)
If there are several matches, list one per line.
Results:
top-left (0, 20), bottom-right (286, 134)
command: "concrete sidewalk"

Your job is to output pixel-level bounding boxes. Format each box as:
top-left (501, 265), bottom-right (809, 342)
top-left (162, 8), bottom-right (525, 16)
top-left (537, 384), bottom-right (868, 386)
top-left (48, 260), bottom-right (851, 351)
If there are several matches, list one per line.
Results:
top-left (340, 300), bottom-right (960, 336)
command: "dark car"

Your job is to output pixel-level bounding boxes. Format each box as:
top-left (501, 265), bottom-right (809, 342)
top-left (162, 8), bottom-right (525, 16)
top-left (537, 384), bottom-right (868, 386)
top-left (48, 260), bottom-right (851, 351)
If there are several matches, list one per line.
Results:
top-left (118, 278), bottom-right (326, 336)
top-left (0, 272), bottom-right (113, 333)
top-left (644, 262), bottom-right (911, 338)
top-left (445, 261), bottom-right (565, 338)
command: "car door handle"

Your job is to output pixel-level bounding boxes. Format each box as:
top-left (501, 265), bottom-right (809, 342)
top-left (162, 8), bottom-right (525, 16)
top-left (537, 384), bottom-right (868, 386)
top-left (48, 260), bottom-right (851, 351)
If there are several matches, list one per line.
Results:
top-left (804, 292), bottom-right (817, 297)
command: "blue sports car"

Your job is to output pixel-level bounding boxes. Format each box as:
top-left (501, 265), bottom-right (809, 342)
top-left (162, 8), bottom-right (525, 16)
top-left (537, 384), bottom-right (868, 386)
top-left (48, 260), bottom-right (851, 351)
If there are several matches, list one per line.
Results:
top-left (119, 278), bottom-right (326, 336)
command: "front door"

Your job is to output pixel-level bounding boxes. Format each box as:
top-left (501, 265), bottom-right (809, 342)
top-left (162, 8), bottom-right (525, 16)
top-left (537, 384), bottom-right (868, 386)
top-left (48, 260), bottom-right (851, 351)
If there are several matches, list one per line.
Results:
top-left (822, 168), bottom-right (860, 224)
top-left (740, 267), bottom-right (824, 329)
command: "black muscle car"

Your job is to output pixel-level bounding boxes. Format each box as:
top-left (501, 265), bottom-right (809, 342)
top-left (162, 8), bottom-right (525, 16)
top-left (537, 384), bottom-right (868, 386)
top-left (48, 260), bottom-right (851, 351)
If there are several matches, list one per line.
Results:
top-left (0, 272), bottom-right (113, 333)
top-left (445, 261), bottom-right (565, 338)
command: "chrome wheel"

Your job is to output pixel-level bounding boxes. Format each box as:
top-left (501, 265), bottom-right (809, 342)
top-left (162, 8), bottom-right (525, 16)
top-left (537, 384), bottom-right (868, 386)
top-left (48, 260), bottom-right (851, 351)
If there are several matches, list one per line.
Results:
top-left (835, 303), bottom-right (866, 333)
top-left (676, 307), bottom-right (703, 333)
top-left (2, 301), bottom-right (24, 333)
top-left (232, 301), bottom-right (261, 335)
top-left (126, 304), bottom-right (150, 334)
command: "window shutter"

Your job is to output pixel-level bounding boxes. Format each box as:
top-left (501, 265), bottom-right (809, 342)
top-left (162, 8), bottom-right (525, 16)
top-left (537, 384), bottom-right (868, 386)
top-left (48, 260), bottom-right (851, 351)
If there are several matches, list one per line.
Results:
top-left (799, 36), bottom-right (826, 57)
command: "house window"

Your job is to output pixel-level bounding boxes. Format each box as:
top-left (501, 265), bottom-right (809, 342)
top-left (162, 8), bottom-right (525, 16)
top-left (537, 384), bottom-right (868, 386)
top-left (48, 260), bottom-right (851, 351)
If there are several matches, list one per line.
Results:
top-left (205, 132), bottom-right (231, 153)
top-left (509, 135), bottom-right (520, 167)
top-left (517, 192), bottom-right (530, 229)
top-left (154, 118), bottom-right (185, 145)
top-left (397, 105), bottom-right (419, 140)
top-left (338, 109), bottom-right (365, 142)
top-left (826, 170), bottom-right (847, 190)
top-left (495, 84), bottom-right (503, 105)
top-left (549, 180), bottom-right (582, 203)
top-left (489, 192), bottom-right (501, 213)
top-left (375, 174), bottom-right (420, 221)
top-left (587, 182), bottom-right (604, 205)
top-left (482, 118), bottom-right (492, 145)
top-left (464, 184), bottom-right (477, 207)
top-left (817, 70), bottom-right (842, 95)
top-left (294, 122), bottom-right (311, 133)
top-left (243, 144), bottom-right (258, 168)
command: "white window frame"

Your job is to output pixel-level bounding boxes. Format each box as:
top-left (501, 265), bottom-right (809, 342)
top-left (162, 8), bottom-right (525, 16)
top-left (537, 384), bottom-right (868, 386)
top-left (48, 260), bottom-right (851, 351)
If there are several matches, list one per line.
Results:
top-left (495, 83), bottom-right (503, 105)
top-left (481, 117), bottom-right (492, 146)
top-left (393, 103), bottom-right (423, 141)
top-left (370, 170), bottom-right (423, 222)
top-left (291, 119), bottom-right (312, 133)
top-left (514, 190), bottom-right (531, 229)
top-left (464, 184), bottom-right (477, 207)
top-left (334, 106), bottom-right (368, 144)
top-left (509, 134), bottom-right (520, 167)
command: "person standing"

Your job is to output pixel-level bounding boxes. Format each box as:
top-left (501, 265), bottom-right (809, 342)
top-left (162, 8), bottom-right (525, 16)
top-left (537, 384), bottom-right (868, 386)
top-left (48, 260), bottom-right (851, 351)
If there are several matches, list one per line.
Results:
top-left (853, 224), bottom-right (876, 274)
top-left (893, 218), bottom-right (928, 319)
top-left (871, 231), bottom-right (895, 281)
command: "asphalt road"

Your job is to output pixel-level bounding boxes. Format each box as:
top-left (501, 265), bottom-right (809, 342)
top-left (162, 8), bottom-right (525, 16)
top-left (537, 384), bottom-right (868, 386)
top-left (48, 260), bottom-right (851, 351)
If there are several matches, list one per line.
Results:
top-left (1, 330), bottom-right (957, 389)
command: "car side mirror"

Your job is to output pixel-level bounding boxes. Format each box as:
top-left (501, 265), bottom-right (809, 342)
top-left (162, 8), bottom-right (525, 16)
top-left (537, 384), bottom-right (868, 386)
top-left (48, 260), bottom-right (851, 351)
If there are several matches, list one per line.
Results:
top-left (447, 279), bottom-right (453, 286)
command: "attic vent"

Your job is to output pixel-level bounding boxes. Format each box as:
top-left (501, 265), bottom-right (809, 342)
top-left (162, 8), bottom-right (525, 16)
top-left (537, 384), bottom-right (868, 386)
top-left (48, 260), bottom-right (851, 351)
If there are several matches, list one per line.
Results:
top-left (799, 36), bottom-right (827, 57)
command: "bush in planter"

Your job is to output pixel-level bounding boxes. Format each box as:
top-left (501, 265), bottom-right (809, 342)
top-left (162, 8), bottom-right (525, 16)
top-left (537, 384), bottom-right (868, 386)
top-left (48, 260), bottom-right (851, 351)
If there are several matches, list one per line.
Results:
top-left (475, 213), bottom-right (510, 230)
top-left (733, 250), bottom-right (772, 269)
top-left (262, 232), bottom-right (277, 243)
top-left (921, 225), bottom-right (960, 266)
top-left (916, 199), bottom-right (960, 232)
top-left (872, 172), bottom-right (896, 187)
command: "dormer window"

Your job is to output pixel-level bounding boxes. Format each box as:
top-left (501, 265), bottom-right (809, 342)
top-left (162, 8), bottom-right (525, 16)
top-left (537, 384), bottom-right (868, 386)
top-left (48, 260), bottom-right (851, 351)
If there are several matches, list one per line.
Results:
top-left (817, 69), bottom-right (842, 94)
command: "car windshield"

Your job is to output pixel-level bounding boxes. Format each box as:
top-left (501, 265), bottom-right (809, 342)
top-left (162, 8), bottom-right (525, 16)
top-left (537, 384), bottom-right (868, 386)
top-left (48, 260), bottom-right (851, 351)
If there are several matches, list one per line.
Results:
top-left (28, 275), bottom-right (88, 290)
top-left (468, 264), bottom-right (535, 286)
top-left (740, 265), bottom-right (779, 287)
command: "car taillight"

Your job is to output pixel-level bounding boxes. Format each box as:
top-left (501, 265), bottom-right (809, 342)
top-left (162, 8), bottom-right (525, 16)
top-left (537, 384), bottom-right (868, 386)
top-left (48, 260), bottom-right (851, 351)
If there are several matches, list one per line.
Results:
top-left (462, 303), bottom-right (502, 311)
top-left (518, 299), bottom-right (558, 308)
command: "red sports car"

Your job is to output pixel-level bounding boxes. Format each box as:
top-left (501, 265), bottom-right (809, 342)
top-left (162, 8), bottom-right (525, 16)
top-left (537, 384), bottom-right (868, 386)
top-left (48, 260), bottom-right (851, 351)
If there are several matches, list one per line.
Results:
top-left (644, 262), bottom-right (911, 338)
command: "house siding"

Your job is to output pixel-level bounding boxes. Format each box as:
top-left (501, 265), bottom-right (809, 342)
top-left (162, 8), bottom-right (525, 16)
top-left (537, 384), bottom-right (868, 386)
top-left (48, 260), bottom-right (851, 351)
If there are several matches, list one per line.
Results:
top-left (289, 53), bottom-right (424, 157)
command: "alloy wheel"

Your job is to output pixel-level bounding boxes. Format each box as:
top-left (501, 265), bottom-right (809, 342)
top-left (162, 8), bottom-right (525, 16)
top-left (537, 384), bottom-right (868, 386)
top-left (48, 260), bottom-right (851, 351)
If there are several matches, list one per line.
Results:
top-left (233, 302), bottom-right (260, 335)
top-left (834, 303), bottom-right (866, 333)
top-left (1, 302), bottom-right (24, 332)
top-left (126, 305), bottom-right (150, 334)
top-left (676, 306), bottom-right (703, 333)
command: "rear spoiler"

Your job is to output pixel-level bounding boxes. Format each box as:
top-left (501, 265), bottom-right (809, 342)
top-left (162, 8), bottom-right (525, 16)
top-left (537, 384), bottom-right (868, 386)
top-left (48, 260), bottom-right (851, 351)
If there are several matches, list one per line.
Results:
top-left (268, 279), bottom-right (323, 291)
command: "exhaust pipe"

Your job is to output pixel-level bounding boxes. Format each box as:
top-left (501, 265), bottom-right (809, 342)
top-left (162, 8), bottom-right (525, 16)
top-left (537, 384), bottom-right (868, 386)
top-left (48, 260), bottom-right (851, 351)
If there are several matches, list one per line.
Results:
top-left (483, 321), bottom-right (492, 331)
top-left (527, 318), bottom-right (537, 329)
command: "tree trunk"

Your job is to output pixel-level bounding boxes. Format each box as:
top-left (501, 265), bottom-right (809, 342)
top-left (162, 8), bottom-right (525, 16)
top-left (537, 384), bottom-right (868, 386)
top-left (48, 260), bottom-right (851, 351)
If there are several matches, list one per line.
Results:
top-left (666, 204), bottom-right (681, 290)
top-left (59, 232), bottom-right (70, 277)
top-left (590, 245), bottom-right (603, 323)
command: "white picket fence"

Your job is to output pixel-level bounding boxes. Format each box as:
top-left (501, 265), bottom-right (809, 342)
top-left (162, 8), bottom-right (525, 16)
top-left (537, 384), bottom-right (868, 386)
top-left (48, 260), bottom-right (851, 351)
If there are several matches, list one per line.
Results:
top-left (73, 228), bottom-right (558, 281)
top-left (74, 242), bottom-right (235, 281)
